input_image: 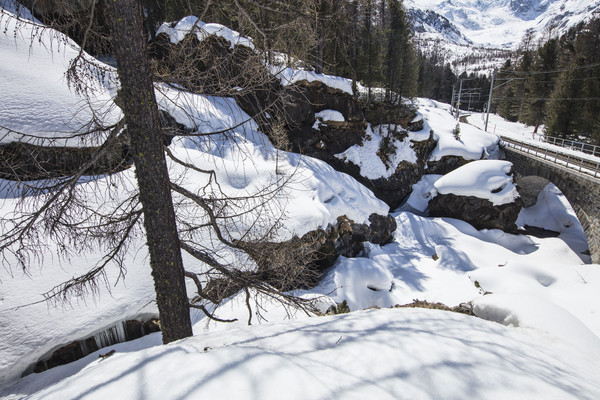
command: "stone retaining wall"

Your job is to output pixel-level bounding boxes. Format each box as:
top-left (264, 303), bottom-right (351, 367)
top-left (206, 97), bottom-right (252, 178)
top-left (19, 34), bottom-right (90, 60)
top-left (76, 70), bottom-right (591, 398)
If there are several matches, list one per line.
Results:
top-left (503, 146), bottom-right (600, 264)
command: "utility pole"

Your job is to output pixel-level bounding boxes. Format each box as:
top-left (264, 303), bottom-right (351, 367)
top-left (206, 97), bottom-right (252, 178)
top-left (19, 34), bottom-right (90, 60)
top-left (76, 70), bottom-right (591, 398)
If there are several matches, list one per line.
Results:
top-left (455, 79), bottom-right (463, 120)
top-left (451, 85), bottom-right (456, 115)
top-left (485, 70), bottom-right (495, 132)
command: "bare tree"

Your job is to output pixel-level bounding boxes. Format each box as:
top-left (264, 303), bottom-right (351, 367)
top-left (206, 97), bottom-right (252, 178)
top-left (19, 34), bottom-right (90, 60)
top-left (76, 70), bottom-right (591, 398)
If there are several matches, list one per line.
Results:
top-left (1, 0), bottom-right (320, 344)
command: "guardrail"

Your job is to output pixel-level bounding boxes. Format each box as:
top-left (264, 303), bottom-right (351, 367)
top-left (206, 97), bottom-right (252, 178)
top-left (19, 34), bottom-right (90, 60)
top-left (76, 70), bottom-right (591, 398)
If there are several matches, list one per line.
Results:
top-left (500, 136), bottom-right (600, 179)
top-left (541, 135), bottom-right (600, 158)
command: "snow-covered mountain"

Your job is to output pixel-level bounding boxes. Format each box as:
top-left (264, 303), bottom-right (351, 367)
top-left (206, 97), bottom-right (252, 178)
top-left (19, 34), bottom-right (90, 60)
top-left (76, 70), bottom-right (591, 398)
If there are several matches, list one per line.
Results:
top-left (408, 0), bottom-right (600, 49)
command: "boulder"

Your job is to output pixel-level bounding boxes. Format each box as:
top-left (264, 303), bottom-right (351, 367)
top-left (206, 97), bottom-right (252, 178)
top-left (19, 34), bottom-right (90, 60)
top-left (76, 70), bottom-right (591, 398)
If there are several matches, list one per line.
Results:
top-left (428, 193), bottom-right (523, 232)
top-left (364, 100), bottom-right (416, 126)
top-left (203, 213), bottom-right (398, 299)
top-left (426, 155), bottom-right (472, 175)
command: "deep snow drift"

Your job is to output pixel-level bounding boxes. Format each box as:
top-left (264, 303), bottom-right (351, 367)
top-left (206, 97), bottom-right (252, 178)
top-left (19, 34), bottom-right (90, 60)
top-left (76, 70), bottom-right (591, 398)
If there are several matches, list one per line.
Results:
top-left (1, 6), bottom-right (600, 400)
top-left (10, 308), bottom-right (600, 400)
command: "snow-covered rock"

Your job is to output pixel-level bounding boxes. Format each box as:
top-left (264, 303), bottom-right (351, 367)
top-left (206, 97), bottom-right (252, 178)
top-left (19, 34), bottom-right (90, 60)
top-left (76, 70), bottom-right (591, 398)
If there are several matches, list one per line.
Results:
top-left (157, 16), bottom-right (255, 49)
top-left (427, 160), bottom-right (523, 231)
top-left (431, 160), bottom-right (519, 206)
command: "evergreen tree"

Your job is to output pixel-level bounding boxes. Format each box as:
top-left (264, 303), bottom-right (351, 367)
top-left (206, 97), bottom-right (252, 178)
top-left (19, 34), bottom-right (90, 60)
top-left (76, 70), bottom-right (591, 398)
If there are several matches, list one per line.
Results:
top-left (359, 0), bottom-right (382, 100)
top-left (495, 59), bottom-right (520, 121)
top-left (515, 30), bottom-right (535, 121)
top-left (520, 38), bottom-right (558, 126)
top-left (577, 17), bottom-right (600, 143)
top-left (384, 0), bottom-right (417, 101)
top-left (544, 57), bottom-right (586, 138)
top-left (545, 17), bottom-right (600, 141)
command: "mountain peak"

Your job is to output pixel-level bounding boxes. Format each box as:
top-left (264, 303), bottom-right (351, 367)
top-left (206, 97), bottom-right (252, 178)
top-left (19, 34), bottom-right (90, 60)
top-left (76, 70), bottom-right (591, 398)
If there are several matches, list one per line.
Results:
top-left (407, 0), bottom-right (599, 49)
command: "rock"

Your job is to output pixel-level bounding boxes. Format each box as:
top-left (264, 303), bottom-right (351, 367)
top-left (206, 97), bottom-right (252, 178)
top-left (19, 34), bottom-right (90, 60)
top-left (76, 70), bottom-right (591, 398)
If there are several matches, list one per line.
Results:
top-left (149, 33), bottom-right (263, 96)
top-left (366, 213), bottom-right (397, 244)
top-left (0, 108), bottom-right (186, 181)
top-left (427, 155), bottom-right (472, 175)
top-left (27, 317), bottom-right (160, 375)
top-left (515, 176), bottom-right (551, 208)
top-left (364, 101), bottom-right (416, 126)
top-left (428, 193), bottom-right (523, 232)
top-left (0, 137), bottom-right (131, 181)
top-left (148, 26), bottom-right (441, 211)
top-left (205, 213), bottom-right (398, 299)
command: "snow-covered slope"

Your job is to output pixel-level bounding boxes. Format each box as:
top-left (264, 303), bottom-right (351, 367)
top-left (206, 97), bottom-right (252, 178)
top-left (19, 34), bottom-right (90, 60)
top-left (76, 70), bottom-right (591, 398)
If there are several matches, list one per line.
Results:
top-left (0, 6), bottom-right (388, 387)
top-left (2, 4), bottom-right (600, 399)
top-left (0, 2), bottom-right (120, 146)
top-left (408, 0), bottom-right (600, 73)
top-left (7, 308), bottom-right (600, 400)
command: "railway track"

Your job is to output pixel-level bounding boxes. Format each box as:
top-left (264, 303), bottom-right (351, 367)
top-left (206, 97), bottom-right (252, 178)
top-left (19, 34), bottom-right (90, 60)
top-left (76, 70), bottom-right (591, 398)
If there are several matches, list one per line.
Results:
top-left (500, 136), bottom-right (600, 179)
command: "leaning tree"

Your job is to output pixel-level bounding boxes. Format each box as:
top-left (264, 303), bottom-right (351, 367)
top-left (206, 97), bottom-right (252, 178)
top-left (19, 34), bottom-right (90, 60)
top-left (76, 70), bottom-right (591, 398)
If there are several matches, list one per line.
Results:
top-left (1, 0), bottom-right (321, 343)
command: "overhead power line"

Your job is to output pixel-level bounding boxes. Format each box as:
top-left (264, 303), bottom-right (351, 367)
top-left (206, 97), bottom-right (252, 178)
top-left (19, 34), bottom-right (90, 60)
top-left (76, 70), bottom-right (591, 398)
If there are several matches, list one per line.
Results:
top-left (496, 62), bottom-right (600, 77)
top-left (492, 97), bottom-right (600, 101)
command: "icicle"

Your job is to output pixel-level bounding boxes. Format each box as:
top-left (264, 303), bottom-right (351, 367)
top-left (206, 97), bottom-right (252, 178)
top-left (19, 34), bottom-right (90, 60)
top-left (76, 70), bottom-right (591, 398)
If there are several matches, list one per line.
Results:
top-left (25, 316), bottom-right (160, 376)
top-left (79, 340), bottom-right (89, 356)
top-left (93, 322), bottom-right (130, 349)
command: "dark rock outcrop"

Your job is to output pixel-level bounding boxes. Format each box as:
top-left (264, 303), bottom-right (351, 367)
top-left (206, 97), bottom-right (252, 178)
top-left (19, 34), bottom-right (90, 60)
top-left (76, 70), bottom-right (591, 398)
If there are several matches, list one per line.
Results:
top-left (332, 213), bottom-right (397, 260)
top-left (362, 133), bottom-right (437, 207)
top-left (27, 317), bottom-right (160, 375)
top-left (257, 212), bottom-right (397, 280)
top-left (0, 138), bottom-right (131, 181)
top-left (365, 100), bottom-right (416, 126)
top-left (428, 193), bottom-right (523, 232)
top-left (147, 28), bottom-right (449, 210)
top-left (204, 213), bottom-right (398, 301)
top-left (426, 155), bottom-right (472, 175)
top-left (0, 109), bottom-right (187, 181)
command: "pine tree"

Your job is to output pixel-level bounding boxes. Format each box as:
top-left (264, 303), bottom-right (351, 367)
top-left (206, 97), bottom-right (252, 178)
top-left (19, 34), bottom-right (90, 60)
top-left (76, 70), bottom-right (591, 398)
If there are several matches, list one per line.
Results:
top-left (520, 38), bottom-right (558, 126)
top-left (384, 0), bottom-right (417, 101)
top-left (577, 17), bottom-right (600, 143)
top-left (544, 58), bottom-right (585, 138)
top-left (495, 59), bottom-right (520, 121)
top-left (545, 17), bottom-right (600, 141)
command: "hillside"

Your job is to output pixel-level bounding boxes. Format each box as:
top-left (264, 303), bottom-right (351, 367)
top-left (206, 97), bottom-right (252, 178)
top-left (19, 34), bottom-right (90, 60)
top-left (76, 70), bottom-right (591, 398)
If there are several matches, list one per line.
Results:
top-left (408, 0), bottom-right (600, 49)
top-left (408, 0), bottom-right (600, 72)
top-left (1, 2), bottom-right (600, 399)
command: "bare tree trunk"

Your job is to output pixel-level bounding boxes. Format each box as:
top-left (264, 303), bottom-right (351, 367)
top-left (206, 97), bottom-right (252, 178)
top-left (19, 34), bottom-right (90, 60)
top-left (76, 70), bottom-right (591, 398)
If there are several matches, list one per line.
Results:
top-left (314, 0), bottom-right (325, 74)
top-left (104, 0), bottom-right (193, 344)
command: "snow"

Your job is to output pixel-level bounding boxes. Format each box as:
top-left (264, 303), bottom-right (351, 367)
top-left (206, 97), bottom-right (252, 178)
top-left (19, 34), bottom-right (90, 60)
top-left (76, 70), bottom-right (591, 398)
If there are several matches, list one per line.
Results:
top-left (271, 65), bottom-right (355, 95)
top-left (335, 124), bottom-right (420, 180)
top-left (7, 308), bottom-right (600, 400)
top-left (517, 182), bottom-right (587, 231)
top-left (156, 15), bottom-right (356, 96)
top-left (399, 174), bottom-right (443, 213)
top-left (467, 111), bottom-right (600, 170)
top-left (2, 4), bottom-right (600, 399)
top-left (156, 16), bottom-right (255, 49)
top-left (473, 293), bottom-right (600, 355)
top-left (408, 0), bottom-right (600, 74)
top-left (407, 0), bottom-right (600, 50)
top-left (0, 7), bottom-right (388, 387)
top-left (315, 109), bottom-right (345, 122)
top-left (0, 6), bottom-right (121, 146)
top-left (333, 257), bottom-right (395, 310)
top-left (155, 84), bottom-right (388, 239)
top-left (313, 109), bottom-right (345, 130)
top-left (431, 160), bottom-right (520, 205)
top-left (517, 183), bottom-right (589, 258)
top-left (416, 98), bottom-right (500, 161)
